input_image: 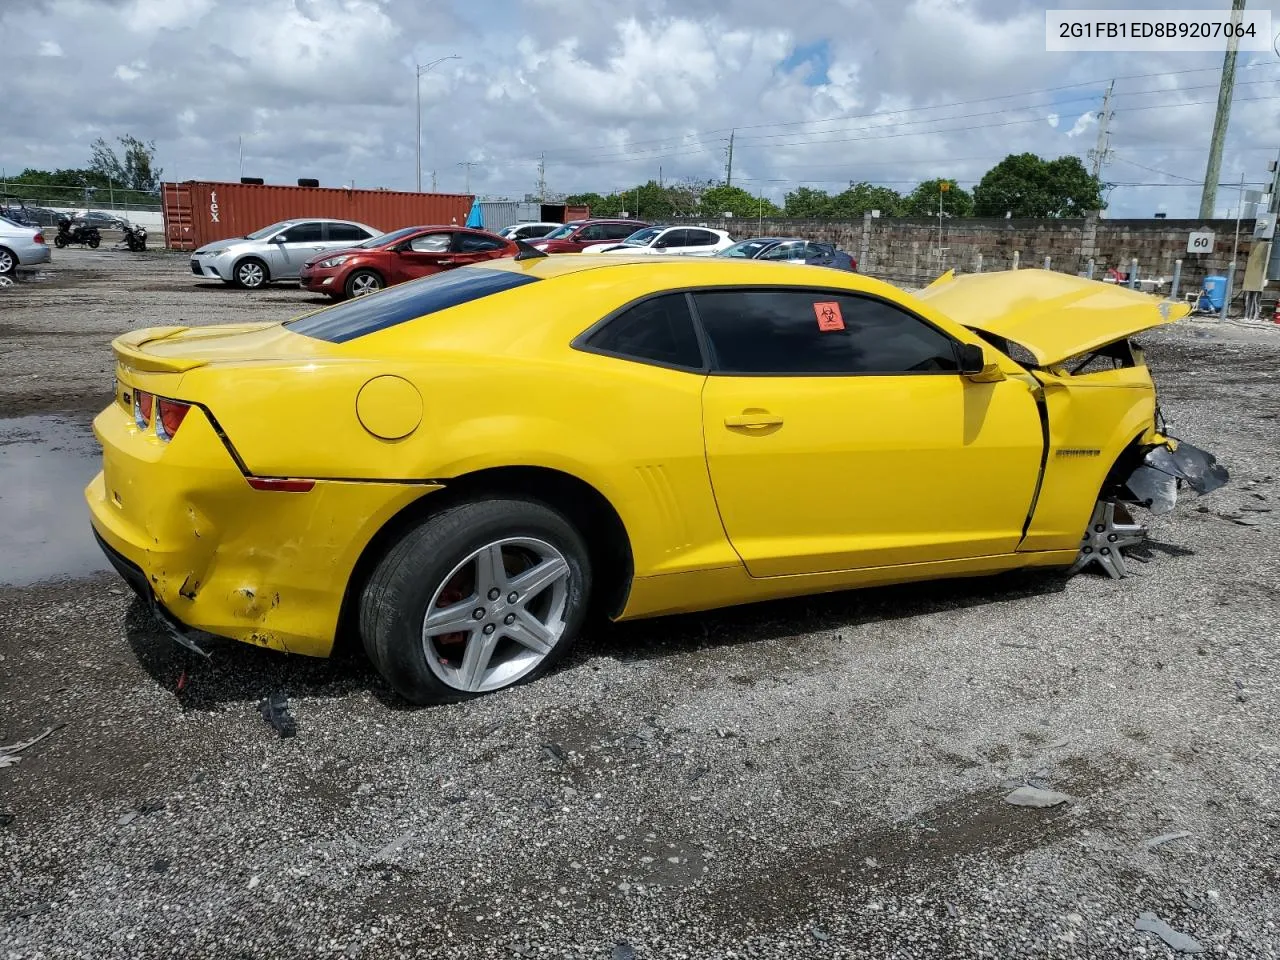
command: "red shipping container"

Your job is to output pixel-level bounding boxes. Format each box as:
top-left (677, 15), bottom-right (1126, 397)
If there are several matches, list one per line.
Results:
top-left (162, 181), bottom-right (473, 251)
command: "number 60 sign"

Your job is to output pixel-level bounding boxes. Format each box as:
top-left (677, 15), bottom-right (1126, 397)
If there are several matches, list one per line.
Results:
top-left (1187, 231), bottom-right (1214, 253)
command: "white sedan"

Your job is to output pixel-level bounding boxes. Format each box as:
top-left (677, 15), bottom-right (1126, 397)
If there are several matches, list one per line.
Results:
top-left (581, 225), bottom-right (733, 256)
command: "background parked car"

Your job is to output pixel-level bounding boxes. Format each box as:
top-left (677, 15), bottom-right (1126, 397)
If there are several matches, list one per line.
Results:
top-left (718, 236), bottom-right (857, 271)
top-left (300, 225), bottom-right (519, 299)
top-left (0, 215), bottom-right (52, 274)
top-left (582, 225), bottom-right (734, 256)
top-left (77, 210), bottom-right (128, 231)
top-left (0, 206), bottom-right (40, 228)
top-left (0, 204), bottom-right (60, 227)
top-left (531, 218), bottom-right (650, 253)
top-left (498, 222), bottom-right (561, 241)
top-left (189, 218), bottom-right (380, 289)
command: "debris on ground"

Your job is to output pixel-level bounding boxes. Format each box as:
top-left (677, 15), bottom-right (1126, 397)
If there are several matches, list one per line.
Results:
top-left (611, 942), bottom-right (637, 960)
top-left (257, 692), bottom-right (297, 738)
top-left (0, 812), bottom-right (14, 828)
top-left (539, 742), bottom-right (567, 763)
top-left (0, 725), bottom-right (63, 769)
top-left (1005, 785), bottom-right (1072, 808)
top-left (118, 800), bottom-right (166, 826)
top-left (1142, 831), bottom-right (1193, 850)
top-left (1134, 911), bottom-right (1205, 953)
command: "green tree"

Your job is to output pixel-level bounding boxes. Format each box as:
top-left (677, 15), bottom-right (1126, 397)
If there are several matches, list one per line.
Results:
top-left (699, 184), bottom-right (780, 219)
top-left (90, 135), bottom-right (163, 195)
top-left (825, 182), bottom-right (904, 218)
top-left (972, 153), bottom-right (1103, 218)
top-left (783, 186), bottom-right (832, 217)
top-left (903, 178), bottom-right (974, 217)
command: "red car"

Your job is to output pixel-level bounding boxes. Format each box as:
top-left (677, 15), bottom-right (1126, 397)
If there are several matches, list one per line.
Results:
top-left (299, 226), bottom-right (519, 299)
top-left (530, 218), bottom-right (651, 253)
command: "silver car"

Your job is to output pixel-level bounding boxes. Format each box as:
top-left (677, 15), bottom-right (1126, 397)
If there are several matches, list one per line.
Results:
top-left (0, 215), bottom-right (53, 274)
top-left (190, 218), bottom-right (379, 289)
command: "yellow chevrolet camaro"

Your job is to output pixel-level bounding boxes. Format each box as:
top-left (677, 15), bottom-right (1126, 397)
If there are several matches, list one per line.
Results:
top-left (87, 251), bottom-right (1227, 703)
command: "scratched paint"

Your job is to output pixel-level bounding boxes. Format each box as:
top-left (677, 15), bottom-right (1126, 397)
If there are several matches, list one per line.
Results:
top-left (0, 415), bottom-right (109, 586)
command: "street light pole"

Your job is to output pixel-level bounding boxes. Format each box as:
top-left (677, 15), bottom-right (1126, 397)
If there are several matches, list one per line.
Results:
top-left (416, 55), bottom-right (460, 192)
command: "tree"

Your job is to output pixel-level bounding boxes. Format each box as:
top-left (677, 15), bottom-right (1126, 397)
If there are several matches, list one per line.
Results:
top-left (699, 185), bottom-right (780, 219)
top-left (783, 186), bottom-right (832, 218)
top-left (903, 178), bottom-right (974, 217)
top-left (90, 135), bottom-right (163, 195)
top-left (972, 153), bottom-right (1103, 218)
top-left (825, 182), bottom-right (904, 218)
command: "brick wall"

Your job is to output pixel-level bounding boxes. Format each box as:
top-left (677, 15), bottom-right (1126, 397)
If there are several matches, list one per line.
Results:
top-left (680, 213), bottom-right (1259, 295)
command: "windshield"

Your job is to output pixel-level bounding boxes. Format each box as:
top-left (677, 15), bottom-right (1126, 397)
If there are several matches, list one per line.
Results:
top-left (622, 227), bottom-right (662, 246)
top-left (359, 226), bottom-right (420, 249)
top-left (245, 220), bottom-right (295, 240)
top-left (541, 223), bottom-right (579, 240)
top-left (719, 239), bottom-right (782, 259)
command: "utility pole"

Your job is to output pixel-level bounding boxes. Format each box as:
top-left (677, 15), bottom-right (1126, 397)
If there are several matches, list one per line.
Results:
top-left (1088, 80), bottom-right (1115, 179)
top-left (458, 161), bottom-right (474, 195)
top-left (659, 165), bottom-right (663, 189)
top-left (415, 55), bottom-right (460, 193)
top-left (1200, 0), bottom-right (1247, 218)
top-left (537, 152), bottom-right (546, 202)
top-left (725, 130), bottom-right (735, 187)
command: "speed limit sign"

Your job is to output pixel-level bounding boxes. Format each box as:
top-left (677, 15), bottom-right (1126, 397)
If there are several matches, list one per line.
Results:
top-left (1187, 230), bottom-right (1215, 253)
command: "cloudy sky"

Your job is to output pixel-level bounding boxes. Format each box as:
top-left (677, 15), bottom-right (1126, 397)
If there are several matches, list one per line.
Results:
top-left (3, 0), bottom-right (1279, 217)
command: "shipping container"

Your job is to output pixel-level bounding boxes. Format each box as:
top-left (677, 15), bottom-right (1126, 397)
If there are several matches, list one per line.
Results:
top-left (161, 181), bottom-right (473, 250)
top-left (477, 200), bottom-right (543, 232)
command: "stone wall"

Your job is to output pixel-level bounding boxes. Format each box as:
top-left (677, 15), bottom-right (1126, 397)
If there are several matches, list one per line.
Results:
top-left (679, 213), bottom-right (1261, 295)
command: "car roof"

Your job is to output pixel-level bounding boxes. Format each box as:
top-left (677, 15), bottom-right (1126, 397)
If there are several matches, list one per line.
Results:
top-left (479, 253), bottom-right (874, 289)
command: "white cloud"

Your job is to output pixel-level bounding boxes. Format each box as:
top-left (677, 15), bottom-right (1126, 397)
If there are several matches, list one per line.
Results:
top-left (1046, 113), bottom-right (1059, 129)
top-left (38, 40), bottom-right (63, 57)
top-left (1065, 112), bottom-right (1095, 138)
top-left (114, 61), bottom-right (145, 82)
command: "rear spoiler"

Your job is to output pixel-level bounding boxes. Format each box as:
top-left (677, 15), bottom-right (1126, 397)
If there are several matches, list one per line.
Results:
top-left (112, 327), bottom-right (209, 374)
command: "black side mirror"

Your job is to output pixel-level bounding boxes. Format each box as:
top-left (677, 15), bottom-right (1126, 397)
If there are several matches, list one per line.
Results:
top-left (958, 343), bottom-right (985, 375)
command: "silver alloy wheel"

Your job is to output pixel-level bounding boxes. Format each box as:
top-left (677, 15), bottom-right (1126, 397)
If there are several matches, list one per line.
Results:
top-left (1068, 500), bottom-right (1147, 579)
top-left (422, 537), bottom-right (571, 693)
top-left (0, 248), bottom-right (14, 273)
top-left (237, 260), bottom-right (265, 288)
top-left (350, 273), bottom-right (382, 296)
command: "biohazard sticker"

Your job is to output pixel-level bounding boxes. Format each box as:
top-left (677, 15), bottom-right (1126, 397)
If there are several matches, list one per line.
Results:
top-left (813, 301), bottom-right (844, 331)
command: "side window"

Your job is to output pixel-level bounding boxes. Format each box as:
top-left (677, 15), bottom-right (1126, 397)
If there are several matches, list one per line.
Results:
top-left (686, 230), bottom-right (718, 247)
top-left (455, 233), bottom-right (506, 253)
top-left (693, 290), bottom-right (960, 376)
top-left (759, 240), bottom-right (806, 261)
top-left (409, 232), bottom-right (452, 253)
top-left (577, 224), bottom-right (608, 242)
top-left (605, 222), bottom-right (637, 240)
top-left (279, 222), bottom-right (324, 243)
top-left (327, 223), bottom-right (370, 243)
top-left (581, 294), bottom-right (703, 370)
top-left (656, 229), bottom-right (687, 248)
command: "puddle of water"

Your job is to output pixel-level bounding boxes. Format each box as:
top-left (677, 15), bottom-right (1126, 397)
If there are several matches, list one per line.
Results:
top-left (0, 415), bottom-right (109, 586)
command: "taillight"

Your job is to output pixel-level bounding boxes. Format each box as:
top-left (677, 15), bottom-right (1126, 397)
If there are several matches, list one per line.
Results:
top-left (134, 391), bottom-right (154, 428)
top-left (156, 399), bottom-right (190, 440)
top-left (33, 232), bottom-right (45, 245)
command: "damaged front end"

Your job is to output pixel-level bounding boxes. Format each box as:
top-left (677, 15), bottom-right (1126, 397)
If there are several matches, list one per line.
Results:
top-left (1072, 435), bottom-right (1230, 579)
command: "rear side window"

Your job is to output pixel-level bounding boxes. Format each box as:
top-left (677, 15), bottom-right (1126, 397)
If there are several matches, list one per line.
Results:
top-left (580, 294), bottom-right (703, 370)
top-left (693, 289), bottom-right (959, 376)
top-left (604, 222), bottom-right (637, 240)
top-left (685, 230), bottom-right (719, 247)
top-left (327, 223), bottom-right (371, 242)
top-left (287, 267), bottom-right (538, 343)
top-left (456, 233), bottom-right (506, 253)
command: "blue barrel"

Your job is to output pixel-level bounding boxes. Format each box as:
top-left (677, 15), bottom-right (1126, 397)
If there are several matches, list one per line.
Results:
top-left (1200, 275), bottom-right (1227, 311)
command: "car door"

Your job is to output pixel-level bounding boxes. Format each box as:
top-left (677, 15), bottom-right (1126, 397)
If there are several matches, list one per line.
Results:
top-left (677, 228), bottom-right (724, 256)
top-left (268, 221), bottom-right (327, 277)
top-left (326, 222), bottom-right (374, 251)
top-left (572, 223), bottom-right (609, 250)
top-left (653, 229), bottom-right (687, 254)
top-left (697, 287), bottom-right (1044, 576)
top-left (388, 230), bottom-right (455, 283)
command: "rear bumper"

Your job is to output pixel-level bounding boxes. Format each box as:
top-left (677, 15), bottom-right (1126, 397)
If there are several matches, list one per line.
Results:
top-left (86, 402), bottom-right (437, 657)
top-left (18, 243), bottom-right (52, 266)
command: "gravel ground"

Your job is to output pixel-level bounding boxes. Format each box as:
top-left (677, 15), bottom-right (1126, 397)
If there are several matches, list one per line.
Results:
top-left (1, 249), bottom-right (1278, 959)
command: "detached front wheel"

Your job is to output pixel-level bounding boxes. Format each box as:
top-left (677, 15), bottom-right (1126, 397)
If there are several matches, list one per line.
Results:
top-left (359, 499), bottom-right (592, 704)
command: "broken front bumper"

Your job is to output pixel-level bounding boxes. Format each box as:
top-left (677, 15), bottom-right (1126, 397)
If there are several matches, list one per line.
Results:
top-left (1122, 437), bottom-right (1230, 515)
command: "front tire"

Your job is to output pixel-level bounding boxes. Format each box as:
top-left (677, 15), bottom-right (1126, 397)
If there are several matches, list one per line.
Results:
top-left (54, 235), bottom-right (67, 249)
top-left (233, 257), bottom-right (268, 289)
top-left (345, 269), bottom-right (384, 299)
top-left (359, 499), bottom-right (593, 705)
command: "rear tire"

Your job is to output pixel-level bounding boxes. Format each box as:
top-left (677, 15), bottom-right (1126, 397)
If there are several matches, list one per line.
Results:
top-left (88, 235), bottom-right (100, 249)
top-left (359, 498), bottom-right (592, 705)
top-left (233, 257), bottom-right (268, 289)
top-left (345, 269), bottom-right (384, 299)
top-left (54, 235), bottom-right (67, 249)
top-left (0, 246), bottom-right (14, 275)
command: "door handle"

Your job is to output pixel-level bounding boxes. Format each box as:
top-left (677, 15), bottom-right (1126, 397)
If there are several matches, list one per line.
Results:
top-left (724, 412), bottom-right (783, 428)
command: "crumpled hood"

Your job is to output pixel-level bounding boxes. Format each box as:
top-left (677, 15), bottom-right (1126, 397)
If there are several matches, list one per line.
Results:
top-left (915, 268), bottom-right (1188, 366)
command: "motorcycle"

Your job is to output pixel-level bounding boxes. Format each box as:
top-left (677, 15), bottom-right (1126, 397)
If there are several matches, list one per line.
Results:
top-left (54, 216), bottom-right (101, 249)
top-left (122, 221), bottom-right (148, 252)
